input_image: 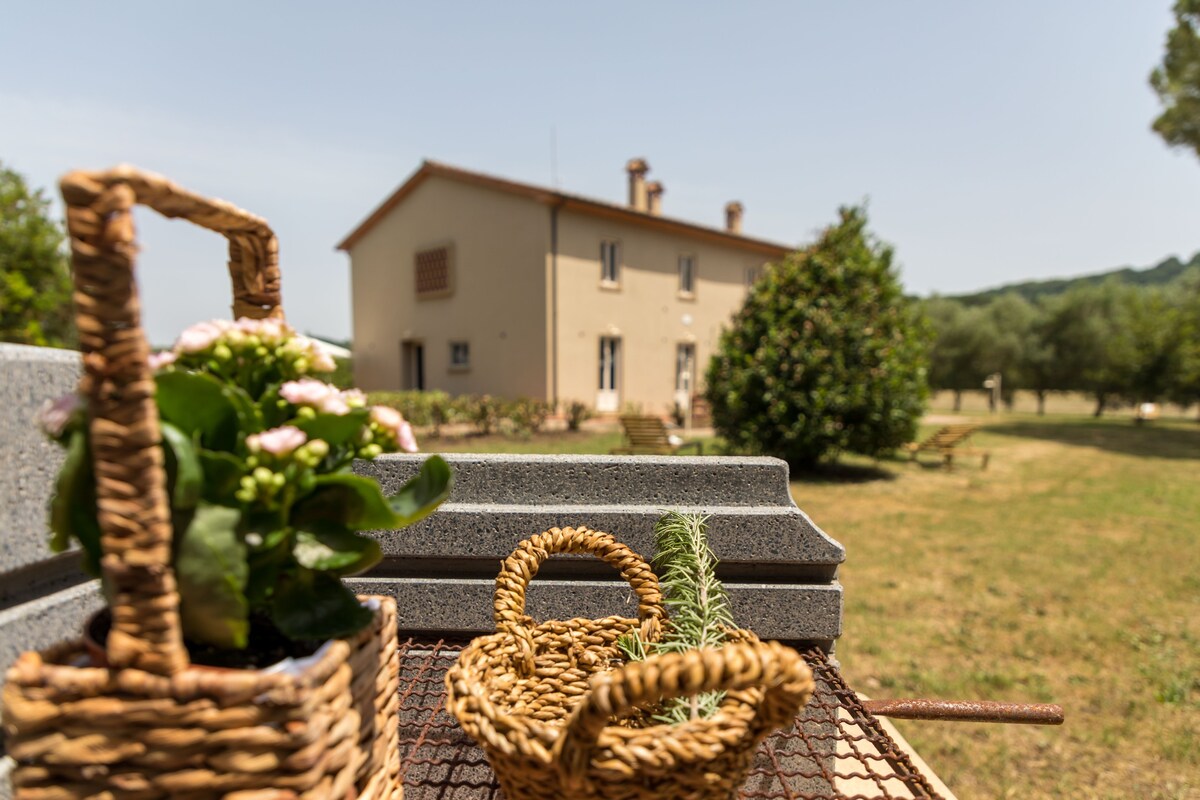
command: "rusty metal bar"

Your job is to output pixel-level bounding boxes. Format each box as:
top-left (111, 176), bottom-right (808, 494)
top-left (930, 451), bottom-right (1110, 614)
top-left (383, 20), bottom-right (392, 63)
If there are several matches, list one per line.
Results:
top-left (862, 698), bottom-right (1064, 725)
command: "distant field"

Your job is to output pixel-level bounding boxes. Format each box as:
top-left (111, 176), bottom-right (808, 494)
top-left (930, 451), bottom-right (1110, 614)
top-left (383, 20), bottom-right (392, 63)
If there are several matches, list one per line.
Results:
top-left (424, 414), bottom-right (1200, 799)
top-left (929, 390), bottom-right (1195, 420)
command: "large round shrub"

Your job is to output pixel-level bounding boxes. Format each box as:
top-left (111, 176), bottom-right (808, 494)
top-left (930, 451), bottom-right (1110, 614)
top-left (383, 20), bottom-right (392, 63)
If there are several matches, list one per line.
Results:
top-left (705, 206), bottom-right (930, 468)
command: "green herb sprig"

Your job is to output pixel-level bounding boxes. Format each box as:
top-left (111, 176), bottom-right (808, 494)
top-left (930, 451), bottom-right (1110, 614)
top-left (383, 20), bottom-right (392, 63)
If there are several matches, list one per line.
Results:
top-left (618, 510), bottom-right (734, 722)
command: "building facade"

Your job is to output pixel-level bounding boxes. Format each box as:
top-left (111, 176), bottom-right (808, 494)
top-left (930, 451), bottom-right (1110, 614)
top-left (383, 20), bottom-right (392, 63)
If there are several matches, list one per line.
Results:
top-left (338, 159), bottom-right (791, 415)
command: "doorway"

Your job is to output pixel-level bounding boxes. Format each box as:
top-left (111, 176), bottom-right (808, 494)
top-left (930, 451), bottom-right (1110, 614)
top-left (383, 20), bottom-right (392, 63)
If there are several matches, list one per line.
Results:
top-left (401, 340), bottom-right (425, 390)
top-left (596, 336), bottom-right (620, 412)
top-left (674, 342), bottom-right (696, 416)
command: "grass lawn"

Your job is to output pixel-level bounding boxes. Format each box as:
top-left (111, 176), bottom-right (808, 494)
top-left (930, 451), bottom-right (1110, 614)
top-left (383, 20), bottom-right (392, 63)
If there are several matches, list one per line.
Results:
top-left (810, 416), bottom-right (1200, 800)
top-left (423, 414), bottom-right (1199, 799)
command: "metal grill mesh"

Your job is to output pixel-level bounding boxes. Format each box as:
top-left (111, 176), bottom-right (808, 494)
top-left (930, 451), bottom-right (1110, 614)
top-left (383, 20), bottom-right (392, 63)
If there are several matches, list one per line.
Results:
top-left (395, 637), bottom-right (945, 800)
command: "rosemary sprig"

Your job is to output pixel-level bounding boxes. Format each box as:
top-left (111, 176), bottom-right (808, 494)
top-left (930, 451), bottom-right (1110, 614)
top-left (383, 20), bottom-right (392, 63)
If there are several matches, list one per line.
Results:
top-left (617, 510), bottom-right (734, 722)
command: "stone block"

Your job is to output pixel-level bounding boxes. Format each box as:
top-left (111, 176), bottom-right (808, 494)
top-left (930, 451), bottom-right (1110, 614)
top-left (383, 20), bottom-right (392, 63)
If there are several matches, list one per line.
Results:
top-left (0, 582), bottom-right (101, 682)
top-left (358, 453), bottom-right (800, 507)
top-left (347, 576), bottom-right (841, 643)
top-left (0, 344), bottom-right (81, 577)
top-left (369, 503), bottom-right (842, 570)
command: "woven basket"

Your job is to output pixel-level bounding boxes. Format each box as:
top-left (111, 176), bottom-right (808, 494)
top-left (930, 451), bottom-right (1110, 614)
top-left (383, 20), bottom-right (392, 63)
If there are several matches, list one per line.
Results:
top-left (446, 526), bottom-right (815, 800)
top-left (0, 166), bottom-right (402, 800)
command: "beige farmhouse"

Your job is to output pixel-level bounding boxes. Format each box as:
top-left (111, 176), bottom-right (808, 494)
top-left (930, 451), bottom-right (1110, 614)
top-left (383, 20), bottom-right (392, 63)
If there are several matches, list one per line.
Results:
top-left (337, 159), bottom-right (793, 415)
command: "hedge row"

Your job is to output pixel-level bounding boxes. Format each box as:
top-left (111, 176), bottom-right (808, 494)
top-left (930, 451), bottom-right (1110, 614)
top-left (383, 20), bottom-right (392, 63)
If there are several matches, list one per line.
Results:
top-left (366, 391), bottom-right (594, 435)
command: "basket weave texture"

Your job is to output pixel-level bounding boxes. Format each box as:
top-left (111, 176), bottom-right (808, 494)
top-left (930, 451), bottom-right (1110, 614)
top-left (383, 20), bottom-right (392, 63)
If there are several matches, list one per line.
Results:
top-left (445, 526), bottom-right (816, 800)
top-left (0, 166), bottom-right (401, 799)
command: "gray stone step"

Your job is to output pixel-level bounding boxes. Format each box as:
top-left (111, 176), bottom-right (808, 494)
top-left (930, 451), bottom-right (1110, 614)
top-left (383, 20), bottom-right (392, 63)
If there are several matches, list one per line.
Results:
top-left (368, 503), bottom-right (843, 568)
top-left (0, 344), bottom-right (81, 578)
top-left (358, 453), bottom-right (800, 507)
top-left (346, 576), bottom-right (842, 644)
top-left (0, 582), bottom-right (102, 692)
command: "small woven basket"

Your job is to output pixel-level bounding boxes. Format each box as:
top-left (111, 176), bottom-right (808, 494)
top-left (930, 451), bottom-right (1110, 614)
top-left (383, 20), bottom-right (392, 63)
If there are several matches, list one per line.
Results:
top-left (446, 526), bottom-right (815, 800)
top-left (0, 166), bottom-right (402, 799)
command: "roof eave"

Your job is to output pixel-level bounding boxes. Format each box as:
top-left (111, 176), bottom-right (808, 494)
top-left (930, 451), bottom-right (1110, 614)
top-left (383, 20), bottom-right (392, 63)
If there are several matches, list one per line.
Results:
top-left (336, 160), bottom-right (792, 258)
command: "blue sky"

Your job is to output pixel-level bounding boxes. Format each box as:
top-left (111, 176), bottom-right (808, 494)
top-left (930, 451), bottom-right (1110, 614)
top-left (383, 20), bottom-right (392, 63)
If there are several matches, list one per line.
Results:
top-left (2, 1), bottom-right (1196, 343)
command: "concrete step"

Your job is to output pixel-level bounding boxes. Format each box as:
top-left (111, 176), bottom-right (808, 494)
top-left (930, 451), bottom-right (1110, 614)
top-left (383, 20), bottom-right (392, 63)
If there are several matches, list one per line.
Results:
top-left (347, 576), bottom-right (842, 644)
top-left (367, 503), bottom-right (843, 569)
top-left (357, 453), bottom-right (801, 507)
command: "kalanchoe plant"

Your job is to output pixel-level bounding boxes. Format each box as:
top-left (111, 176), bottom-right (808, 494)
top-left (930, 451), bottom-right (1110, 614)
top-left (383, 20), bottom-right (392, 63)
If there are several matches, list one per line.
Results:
top-left (40, 317), bottom-right (452, 651)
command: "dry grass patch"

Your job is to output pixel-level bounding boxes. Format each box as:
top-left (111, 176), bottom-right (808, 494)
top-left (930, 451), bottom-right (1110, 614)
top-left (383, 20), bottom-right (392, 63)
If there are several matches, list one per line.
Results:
top-left (797, 415), bottom-right (1200, 799)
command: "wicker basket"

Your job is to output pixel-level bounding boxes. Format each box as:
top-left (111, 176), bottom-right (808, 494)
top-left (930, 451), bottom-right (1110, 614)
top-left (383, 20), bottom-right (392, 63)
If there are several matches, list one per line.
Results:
top-left (0, 166), bottom-right (402, 799)
top-left (445, 526), bottom-right (815, 800)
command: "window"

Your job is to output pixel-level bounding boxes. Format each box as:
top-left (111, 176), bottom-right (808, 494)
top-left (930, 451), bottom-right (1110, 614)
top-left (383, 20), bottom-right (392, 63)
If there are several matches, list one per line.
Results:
top-left (678, 254), bottom-right (696, 295)
top-left (745, 264), bottom-right (762, 288)
top-left (449, 341), bottom-right (470, 369)
top-left (415, 245), bottom-right (453, 298)
top-left (600, 240), bottom-right (620, 285)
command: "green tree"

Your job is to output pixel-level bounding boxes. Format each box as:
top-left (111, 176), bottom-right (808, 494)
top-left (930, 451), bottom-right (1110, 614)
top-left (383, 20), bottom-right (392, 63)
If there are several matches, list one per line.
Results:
top-left (1151, 0), bottom-right (1200, 159)
top-left (1114, 287), bottom-right (1183, 406)
top-left (0, 163), bottom-right (74, 347)
top-left (924, 297), bottom-right (989, 411)
top-left (705, 206), bottom-right (930, 468)
top-left (976, 293), bottom-right (1038, 411)
top-left (1167, 272), bottom-right (1200, 417)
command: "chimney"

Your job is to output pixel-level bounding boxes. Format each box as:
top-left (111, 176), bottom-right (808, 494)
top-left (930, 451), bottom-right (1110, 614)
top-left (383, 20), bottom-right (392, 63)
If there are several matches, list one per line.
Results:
top-left (646, 181), bottom-right (664, 215)
top-left (725, 201), bottom-right (744, 234)
top-left (626, 158), bottom-right (649, 211)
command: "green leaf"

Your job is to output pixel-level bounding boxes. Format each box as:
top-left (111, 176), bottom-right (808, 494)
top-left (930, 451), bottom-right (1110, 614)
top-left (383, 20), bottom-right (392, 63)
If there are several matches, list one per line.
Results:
top-left (155, 371), bottom-right (239, 451)
top-left (160, 422), bottom-right (202, 509)
top-left (294, 408), bottom-right (370, 447)
top-left (175, 503), bottom-right (248, 649)
top-left (245, 543), bottom-right (288, 606)
top-left (272, 571), bottom-right (373, 641)
top-left (196, 450), bottom-right (246, 504)
top-left (387, 455), bottom-right (453, 527)
top-left (294, 524), bottom-right (382, 575)
top-left (292, 473), bottom-right (396, 530)
top-left (257, 381), bottom-right (288, 428)
top-left (48, 429), bottom-right (103, 576)
top-left (223, 384), bottom-right (263, 436)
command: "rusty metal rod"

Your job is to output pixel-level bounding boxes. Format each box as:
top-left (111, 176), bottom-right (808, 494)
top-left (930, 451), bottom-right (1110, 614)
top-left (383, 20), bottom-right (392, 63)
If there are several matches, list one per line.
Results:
top-left (862, 698), bottom-right (1064, 725)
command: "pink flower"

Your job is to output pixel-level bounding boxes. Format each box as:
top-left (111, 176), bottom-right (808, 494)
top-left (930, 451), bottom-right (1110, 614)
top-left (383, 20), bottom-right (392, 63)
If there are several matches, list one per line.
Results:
top-left (396, 420), bottom-right (419, 453)
top-left (320, 394), bottom-right (352, 415)
top-left (370, 405), bottom-right (404, 430)
top-left (38, 393), bottom-right (81, 438)
top-left (279, 380), bottom-right (363, 415)
top-left (247, 425), bottom-right (308, 456)
top-left (310, 344), bottom-right (337, 373)
top-left (176, 321), bottom-right (226, 354)
top-left (370, 405), bottom-right (419, 452)
top-left (148, 350), bottom-right (177, 370)
top-left (280, 379), bottom-right (338, 407)
top-left (234, 317), bottom-right (291, 341)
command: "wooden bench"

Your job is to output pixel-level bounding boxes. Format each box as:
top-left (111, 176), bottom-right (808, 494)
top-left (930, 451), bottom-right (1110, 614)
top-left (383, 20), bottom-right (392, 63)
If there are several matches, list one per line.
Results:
top-left (904, 423), bottom-right (989, 469)
top-left (610, 415), bottom-right (703, 455)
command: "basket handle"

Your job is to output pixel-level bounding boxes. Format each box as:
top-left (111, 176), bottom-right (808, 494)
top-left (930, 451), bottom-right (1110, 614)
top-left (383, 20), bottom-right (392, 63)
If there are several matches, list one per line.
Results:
top-left (60, 166), bottom-right (282, 676)
top-left (492, 526), bottom-right (666, 672)
top-left (552, 641), bottom-right (814, 794)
